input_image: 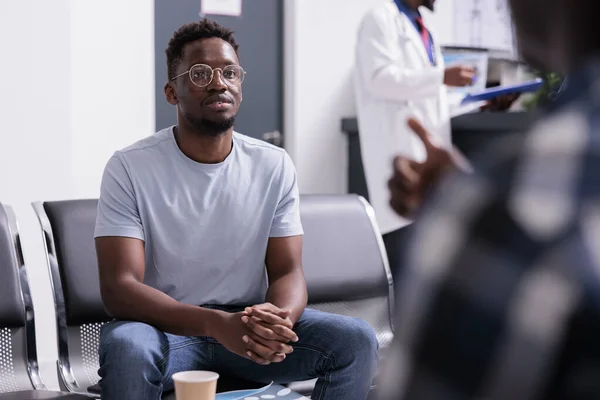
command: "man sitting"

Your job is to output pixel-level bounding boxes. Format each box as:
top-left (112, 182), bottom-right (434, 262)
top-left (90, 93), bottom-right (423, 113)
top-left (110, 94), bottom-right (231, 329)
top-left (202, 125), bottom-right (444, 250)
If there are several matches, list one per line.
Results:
top-left (94, 19), bottom-right (378, 400)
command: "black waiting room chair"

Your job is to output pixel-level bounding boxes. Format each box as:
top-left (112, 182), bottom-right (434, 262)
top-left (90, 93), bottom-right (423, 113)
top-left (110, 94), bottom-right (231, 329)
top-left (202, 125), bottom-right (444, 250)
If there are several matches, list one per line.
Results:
top-left (34, 200), bottom-right (192, 399)
top-left (288, 194), bottom-right (394, 395)
top-left (33, 201), bottom-right (108, 398)
top-left (33, 195), bottom-right (394, 398)
top-left (0, 202), bottom-right (90, 400)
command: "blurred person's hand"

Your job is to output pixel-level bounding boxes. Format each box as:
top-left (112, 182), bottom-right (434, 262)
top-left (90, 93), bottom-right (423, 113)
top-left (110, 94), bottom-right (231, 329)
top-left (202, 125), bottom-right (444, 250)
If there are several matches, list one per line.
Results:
top-left (444, 65), bottom-right (475, 87)
top-left (388, 118), bottom-right (472, 218)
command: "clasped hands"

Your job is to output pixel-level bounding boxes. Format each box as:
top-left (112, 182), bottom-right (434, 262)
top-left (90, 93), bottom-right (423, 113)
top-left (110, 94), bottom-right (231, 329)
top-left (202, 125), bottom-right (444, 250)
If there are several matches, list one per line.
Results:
top-left (242, 302), bottom-right (298, 365)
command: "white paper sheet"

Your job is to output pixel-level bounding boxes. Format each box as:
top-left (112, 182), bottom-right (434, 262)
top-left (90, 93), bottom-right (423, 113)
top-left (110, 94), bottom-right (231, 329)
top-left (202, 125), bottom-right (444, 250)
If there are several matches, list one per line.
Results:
top-left (201, 0), bottom-right (242, 17)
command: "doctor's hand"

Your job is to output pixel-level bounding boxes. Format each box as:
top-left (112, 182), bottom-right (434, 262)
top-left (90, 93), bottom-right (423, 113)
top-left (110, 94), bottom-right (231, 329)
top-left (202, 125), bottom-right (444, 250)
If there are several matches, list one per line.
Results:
top-left (444, 65), bottom-right (475, 87)
top-left (388, 118), bottom-right (472, 218)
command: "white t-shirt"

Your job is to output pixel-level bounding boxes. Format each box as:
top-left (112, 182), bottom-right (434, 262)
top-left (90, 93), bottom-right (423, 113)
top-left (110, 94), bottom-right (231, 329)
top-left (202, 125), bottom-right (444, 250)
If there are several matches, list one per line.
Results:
top-left (95, 127), bottom-right (303, 306)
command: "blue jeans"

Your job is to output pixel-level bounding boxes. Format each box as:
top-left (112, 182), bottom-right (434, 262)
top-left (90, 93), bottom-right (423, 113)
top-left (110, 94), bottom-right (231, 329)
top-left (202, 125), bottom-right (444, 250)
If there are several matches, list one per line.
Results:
top-left (98, 308), bottom-right (379, 400)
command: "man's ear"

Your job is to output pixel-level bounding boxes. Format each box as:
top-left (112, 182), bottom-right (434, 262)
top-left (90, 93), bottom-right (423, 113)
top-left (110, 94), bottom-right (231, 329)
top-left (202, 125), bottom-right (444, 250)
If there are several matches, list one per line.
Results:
top-left (164, 82), bottom-right (178, 105)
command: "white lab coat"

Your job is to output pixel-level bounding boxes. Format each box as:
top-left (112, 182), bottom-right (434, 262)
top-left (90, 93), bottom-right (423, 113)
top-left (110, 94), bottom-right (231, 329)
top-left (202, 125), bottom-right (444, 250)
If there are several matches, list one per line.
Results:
top-left (354, 2), bottom-right (450, 235)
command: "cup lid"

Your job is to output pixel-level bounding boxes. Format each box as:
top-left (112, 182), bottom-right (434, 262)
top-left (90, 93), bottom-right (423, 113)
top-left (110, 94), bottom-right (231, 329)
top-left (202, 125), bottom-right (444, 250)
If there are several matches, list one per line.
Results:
top-left (172, 370), bottom-right (220, 383)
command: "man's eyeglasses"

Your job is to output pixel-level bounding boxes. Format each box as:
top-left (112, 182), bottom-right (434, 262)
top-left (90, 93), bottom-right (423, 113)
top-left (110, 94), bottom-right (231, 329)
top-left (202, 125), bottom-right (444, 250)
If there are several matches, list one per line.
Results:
top-left (171, 64), bottom-right (246, 88)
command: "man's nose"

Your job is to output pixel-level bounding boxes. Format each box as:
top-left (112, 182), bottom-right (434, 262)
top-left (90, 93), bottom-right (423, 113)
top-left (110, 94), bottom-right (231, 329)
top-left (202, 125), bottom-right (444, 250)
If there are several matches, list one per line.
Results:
top-left (207, 69), bottom-right (227, 91)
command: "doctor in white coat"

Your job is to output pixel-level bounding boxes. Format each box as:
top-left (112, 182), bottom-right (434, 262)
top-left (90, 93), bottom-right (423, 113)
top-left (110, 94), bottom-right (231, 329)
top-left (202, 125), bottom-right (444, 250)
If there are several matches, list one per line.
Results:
top-left (354, 0), bottom-right (474, 278)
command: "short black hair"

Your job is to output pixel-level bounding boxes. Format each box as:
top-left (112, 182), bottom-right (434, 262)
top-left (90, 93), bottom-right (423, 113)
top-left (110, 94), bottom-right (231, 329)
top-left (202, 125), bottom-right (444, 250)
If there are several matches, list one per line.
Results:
top-left (165, 19), bottom-right (239, 80)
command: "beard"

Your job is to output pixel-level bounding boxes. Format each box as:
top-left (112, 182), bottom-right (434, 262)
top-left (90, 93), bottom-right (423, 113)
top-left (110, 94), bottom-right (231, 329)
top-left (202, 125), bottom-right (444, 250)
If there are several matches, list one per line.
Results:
top-left (194, 116), bottom-right (236, 137)
top-left (182, 107), bottom-right (237, 137)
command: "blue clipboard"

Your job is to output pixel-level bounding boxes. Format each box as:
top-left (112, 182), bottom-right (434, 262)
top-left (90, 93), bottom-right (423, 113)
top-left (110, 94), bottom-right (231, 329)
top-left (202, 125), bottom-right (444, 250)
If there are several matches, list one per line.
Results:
top-left (461, 78), bottom-right (544, 105)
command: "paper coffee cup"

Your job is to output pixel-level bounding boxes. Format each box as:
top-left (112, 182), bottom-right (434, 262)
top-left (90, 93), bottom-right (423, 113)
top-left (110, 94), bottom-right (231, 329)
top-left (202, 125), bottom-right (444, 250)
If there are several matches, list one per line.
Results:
top-left (172, 370), bottom-right (219, 400)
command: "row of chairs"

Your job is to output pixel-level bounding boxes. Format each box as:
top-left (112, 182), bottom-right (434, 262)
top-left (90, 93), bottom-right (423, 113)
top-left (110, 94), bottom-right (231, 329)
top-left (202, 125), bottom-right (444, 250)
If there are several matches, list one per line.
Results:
top-left (0, 195), bottom-right (395, 399)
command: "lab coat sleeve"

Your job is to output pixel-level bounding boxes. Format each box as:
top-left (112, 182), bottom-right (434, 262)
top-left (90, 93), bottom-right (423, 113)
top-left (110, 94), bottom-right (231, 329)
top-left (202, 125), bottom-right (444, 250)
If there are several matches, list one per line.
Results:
top-left (356, 10), bottom-right (445, 102)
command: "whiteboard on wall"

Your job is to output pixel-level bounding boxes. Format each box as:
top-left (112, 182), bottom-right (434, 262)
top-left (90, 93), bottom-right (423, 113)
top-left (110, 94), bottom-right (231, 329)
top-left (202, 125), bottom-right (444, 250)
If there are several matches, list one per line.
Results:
top-left (430, 0), bottom-right (516, 56)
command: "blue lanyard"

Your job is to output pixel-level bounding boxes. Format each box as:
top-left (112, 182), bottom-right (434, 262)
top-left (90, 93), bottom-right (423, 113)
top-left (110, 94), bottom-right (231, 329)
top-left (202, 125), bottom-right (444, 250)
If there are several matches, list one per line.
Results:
top-left (393, 0), bottom-right (436, 65)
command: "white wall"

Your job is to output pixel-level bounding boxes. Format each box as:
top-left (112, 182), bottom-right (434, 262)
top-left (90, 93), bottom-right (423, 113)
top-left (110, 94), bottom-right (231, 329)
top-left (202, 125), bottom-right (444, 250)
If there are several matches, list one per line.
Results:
top-left (69, 0), bottom-right (155, 198)
top-left (284, 0), bottom-right (456, 194)
top-left (284, 0), bottom-right (387, 194)
top-left (428, 0), bottom-right (455, 44)
top-left (0, 0), bottom-right (154, 388)
top-left (0, 1), bottom-right (72, 388)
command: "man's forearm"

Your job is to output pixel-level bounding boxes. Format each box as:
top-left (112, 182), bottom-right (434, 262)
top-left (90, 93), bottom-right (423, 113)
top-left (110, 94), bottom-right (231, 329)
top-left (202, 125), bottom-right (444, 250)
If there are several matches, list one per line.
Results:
top-left (102, 278), bottom-right (221, 337)
top-left (265, 271), bottom-right (307, 324)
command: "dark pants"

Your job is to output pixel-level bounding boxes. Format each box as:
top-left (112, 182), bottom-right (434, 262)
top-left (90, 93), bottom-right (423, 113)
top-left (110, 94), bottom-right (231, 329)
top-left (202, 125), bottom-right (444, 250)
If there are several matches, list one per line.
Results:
top-left (382, 225), bottom-right (414, 285)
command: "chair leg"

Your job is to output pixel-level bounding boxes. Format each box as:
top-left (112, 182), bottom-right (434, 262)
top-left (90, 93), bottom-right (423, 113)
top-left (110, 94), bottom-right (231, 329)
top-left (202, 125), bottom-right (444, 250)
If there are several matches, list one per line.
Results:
top-left (56, 363), bottom-right (68, 392)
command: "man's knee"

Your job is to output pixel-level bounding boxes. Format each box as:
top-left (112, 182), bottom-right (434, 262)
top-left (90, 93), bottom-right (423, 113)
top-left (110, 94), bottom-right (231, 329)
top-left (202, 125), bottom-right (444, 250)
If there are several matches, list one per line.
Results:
top-left (341, 317), bottom-right (379, 361)
top-left (309, 312), bottom-right (379, 365)
top-left (99, 321), bottom-right (166, 373)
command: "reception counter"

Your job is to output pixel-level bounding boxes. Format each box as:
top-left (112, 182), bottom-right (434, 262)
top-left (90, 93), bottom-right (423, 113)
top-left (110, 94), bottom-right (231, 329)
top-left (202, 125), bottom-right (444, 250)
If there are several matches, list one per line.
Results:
top-left (341, 112), bottom-right (536, 201)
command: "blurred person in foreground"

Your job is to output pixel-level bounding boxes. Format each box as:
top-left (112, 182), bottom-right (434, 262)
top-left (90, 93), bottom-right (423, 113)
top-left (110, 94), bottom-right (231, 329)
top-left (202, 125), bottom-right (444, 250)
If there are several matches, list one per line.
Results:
top-left (382, 0), bottom-right (600, 398)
